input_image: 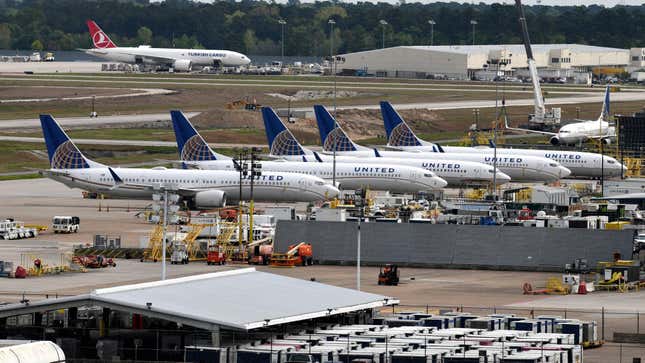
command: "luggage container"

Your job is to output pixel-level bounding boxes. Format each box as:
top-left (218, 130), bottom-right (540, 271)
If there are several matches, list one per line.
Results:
top-left (511, 320), bottom-right (546, 333)
top-left (465, 317), bottom-right (503, 331)
top-left (556, 322), bottom-right (583, 345)
top-left (420, 316), bottom-right (456, 329)
top-left (184, 346), bottom-right (225, 363)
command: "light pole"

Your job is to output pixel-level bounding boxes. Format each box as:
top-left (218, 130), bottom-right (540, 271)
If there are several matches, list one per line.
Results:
top-left (278, 19), bottom-right (286, 62)
top-left (379, 19), bottom-right (388, 49)
top-left (329, 18), bottom-right (337, 187)
top-left (470, 20), bottom-right (478, 46)
top-left (428, 19), bottom-right (436, 46)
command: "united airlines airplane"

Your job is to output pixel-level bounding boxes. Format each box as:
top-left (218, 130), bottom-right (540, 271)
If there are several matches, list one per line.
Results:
top-left (39, 115), bottom-right (338, 208)
top-left (380, 101), bottom-right (626, 179)
top-left (314, 105), bottom-right (571, 182)
top-left (260, 107), bottom-right (510, 187)
top-left (83, 20), bottom-right (251, 71)
top-left (170, 110), bottom-right (448, 193)
top-left (503, 86), bottom-right (616, 146)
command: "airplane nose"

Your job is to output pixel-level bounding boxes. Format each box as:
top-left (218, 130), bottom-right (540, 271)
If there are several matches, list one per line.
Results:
top-left (434, 176), bottom-right (448, 189)
top-left (325, 184), bottom-right (340, 198)
top-left (559, 166), bottom-right (572, 178)
top-left (496, 172), bottom-right (511, 183)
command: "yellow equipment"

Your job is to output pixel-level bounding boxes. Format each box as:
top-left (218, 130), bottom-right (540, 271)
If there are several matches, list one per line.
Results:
top-left (141, 225), bottom-right (165, 262)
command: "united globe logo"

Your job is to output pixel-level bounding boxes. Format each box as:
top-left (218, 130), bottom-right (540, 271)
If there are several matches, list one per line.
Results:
top-left (389, 123), bottom-right (421, 146)
top-left (51, 141), bottom-right (89, 169)
top-left (323, 128), bottom-right (356, 152)
top-left (181, 135), bottom-right (217, 161)
top-left (270, 130), bottom-right (304, 156)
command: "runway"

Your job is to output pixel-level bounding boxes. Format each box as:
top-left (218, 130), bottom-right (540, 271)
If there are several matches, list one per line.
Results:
top-left (0, 112), bottom-right (200, 130)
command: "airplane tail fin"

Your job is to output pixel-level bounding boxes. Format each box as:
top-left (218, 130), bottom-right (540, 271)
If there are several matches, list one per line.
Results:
top-left (39, 115), bottom-right (102, 169)
top-left (600, 85), bottom-right (611, 121)
top-left (86, 20), bottom-right (117, 49)
top-left (170, 110), bottom-right (229, 161)
top-left (380, 101), bottom-right (423, 147)
top-left (313, 105), bottom-right (367, 152)
top-left (261, 107), bottom-right (308, 156)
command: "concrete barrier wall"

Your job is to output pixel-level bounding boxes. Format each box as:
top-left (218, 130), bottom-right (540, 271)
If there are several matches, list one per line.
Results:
top-left (274, 221), bottom-right (635, 271)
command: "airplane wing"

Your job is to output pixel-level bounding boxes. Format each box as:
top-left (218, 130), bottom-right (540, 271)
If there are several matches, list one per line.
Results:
top-left (503, 116), bottom-right (556, 136)
top-left (116, 50), bottom-right (176, 64)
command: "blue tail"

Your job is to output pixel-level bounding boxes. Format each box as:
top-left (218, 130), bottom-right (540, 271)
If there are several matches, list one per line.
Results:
top-left (170, 110), bottom-right (229, 161)
top-left (313, 105), bottom-right (364, 152)
top-left (600, 86), bottom-right (610, 121)
top-left (261, 107), bottom-right (306, 156)
top-left (380, 101), bottom-right (423, 147)
top-left (40, 115), bottom-right (96, 169)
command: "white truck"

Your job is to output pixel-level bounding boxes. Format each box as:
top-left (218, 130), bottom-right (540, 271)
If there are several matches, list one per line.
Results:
top-left (53, 216), bottom-right (80, 233)
top-left (0, 220), bottom-right (38, 240)
top-left (170, 243), bottom-right (189, 265)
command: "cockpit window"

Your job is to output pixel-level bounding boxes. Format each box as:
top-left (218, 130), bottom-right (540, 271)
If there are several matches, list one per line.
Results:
top-left (488, 169), bottom-right (495, 173)
top-left (315, 181), bottom-right (325, 186)
top-left (607, 160), bottom-right (615, 164)
top-left (549, 163), bottom-right (558, 167)
top-left (424, 173), bottom-right (434, 177)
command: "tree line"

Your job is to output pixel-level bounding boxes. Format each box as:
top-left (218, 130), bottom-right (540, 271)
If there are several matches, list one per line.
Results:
top-left (0, 0), bottom-right (644, 56)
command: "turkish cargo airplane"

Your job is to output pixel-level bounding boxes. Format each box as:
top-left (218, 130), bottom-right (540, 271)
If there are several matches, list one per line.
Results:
top-left (314, 105), bottom-right (570, 182)
top-left (83, 20), bottom-right (251, 71)
top-left (380, 101), bottom-right (626, 179)
top-left (170, 110), bottom-right (448, 192)
top-left (39, 115), bottom-right (337, 208)
top-left (258, 107), bottom-right (510, 187)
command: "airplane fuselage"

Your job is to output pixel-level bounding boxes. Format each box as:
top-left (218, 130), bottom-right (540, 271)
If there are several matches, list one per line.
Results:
top-left (85, 47), bottom-right (250, 67)
top-left (46, 167), bottom-right (336, 203)
top-left (185, 160), bottom-right (448, 192)
top-left (319, 150), bottom-right (569, 182)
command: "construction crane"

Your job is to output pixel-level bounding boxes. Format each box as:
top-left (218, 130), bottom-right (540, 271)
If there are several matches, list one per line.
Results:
top-left (515, 0), bottom-right (561, 130)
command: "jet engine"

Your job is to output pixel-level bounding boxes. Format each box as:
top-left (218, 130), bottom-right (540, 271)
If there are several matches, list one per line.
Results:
top-left (192, 190), bottom-right (226, 209)
top-left (172, 59), bottom-right (192, 72)
top-left (601, 138), bottom-right (612, 145)
top-left (549, 136), bottom-right (561, 146)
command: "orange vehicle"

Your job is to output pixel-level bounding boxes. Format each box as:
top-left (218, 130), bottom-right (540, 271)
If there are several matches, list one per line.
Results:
top-left (207, 245), bottom-right (226, 265)
top-left (517, 207), bottom-right (534, 221)
top-left (269, 242), bottom-right (313, 267)
top-left (287, 243), bottom-right (313, 266)
top-left (249, 244), bottom-right (273, 265)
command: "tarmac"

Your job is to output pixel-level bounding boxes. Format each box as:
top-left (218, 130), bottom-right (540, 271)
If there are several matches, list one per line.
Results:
top-left (0, 177), bottom-right (643, 362)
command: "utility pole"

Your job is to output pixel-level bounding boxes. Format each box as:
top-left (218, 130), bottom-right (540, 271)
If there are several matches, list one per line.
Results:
top-left (470, 20), bottom-right (478, 46)
top-left (278, 19), bottom-right (287, 62)
top-left (249, 147), bottom-right (262, 246)
top-left (161, 189), bottom-right (168, 280)
top-left (329, 18), bottom-right (338, 188)
top-left (379, 20), bottom-right (388, 49)
top-left (428, 19), bottom-right (436, 46)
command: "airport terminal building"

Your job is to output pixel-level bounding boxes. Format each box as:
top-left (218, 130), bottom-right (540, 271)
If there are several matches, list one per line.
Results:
top-left (338, 44), bottom-right (642, 81)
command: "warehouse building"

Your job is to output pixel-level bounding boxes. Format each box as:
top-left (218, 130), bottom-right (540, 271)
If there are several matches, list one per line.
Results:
top-left (338, 44), bottom-right (636, 81)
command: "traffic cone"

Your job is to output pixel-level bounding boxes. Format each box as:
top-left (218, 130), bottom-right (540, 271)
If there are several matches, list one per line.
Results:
top-left (578, 281), bottom-right (588, 295)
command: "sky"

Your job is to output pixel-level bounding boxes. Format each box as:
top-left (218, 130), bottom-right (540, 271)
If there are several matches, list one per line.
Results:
top-left (161, 0), bottom-right (643, 5)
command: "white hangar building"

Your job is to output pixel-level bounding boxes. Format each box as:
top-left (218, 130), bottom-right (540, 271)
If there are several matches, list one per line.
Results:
top-left (338, 44), bottom-right (636, 80)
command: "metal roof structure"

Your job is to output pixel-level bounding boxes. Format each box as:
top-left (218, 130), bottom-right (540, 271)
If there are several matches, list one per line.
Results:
top-left (404, 44), bottom-right (627, 55)
top-left (0, 268), bottom-right (397, 331)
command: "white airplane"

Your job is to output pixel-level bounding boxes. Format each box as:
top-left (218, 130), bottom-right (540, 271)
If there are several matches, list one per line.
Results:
top-left (83, 20), bottom-right (251, 71)
top-left (170, 110), bottom-right (448, 193)
top-left (314, 105), bottom-right (571, 182)
top-left (380, 101), bottom-right (626, 179)
top-left (504, 86), bottom-right (616, 146)
top-left (39, 115), bottom-right (338, 208)
top-left (258, 107), bottom-right (510, 187)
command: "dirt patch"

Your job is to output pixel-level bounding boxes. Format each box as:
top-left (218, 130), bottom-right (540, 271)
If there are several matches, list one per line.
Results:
top-left (267, 89), bottom-right (379, 101)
